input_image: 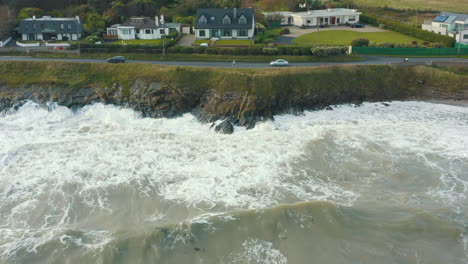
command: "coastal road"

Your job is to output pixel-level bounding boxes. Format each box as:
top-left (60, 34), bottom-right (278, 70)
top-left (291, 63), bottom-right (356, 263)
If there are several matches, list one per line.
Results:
top-left (0, 55), bottom-right (467, 68)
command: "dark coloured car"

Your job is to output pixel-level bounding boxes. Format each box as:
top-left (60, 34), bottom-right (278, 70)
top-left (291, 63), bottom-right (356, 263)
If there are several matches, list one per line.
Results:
top-left (107, 56), bottom-right (126, 63)
top-left (350, 23), bottom-right (365, 28)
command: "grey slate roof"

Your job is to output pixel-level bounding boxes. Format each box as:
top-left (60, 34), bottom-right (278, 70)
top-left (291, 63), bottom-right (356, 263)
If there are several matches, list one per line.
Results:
top-left (437, 12), bottom-right (468, 23)
top-left (19, 16), bottom-right (83, 34)
top-left (195, 8), bottom-right (254, 29)
top-left (119, 17), bottom-right (181, 29)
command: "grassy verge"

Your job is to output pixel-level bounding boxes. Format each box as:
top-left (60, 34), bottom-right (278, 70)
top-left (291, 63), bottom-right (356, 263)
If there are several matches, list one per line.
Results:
top-left (112, 39), bottom-right (163, 45)
top-left (28, 52), bottom-right (365, 62)
top-left (215, 40), bottom-right (253, 46)
top-left (293, 30), bottom-right (425, 46)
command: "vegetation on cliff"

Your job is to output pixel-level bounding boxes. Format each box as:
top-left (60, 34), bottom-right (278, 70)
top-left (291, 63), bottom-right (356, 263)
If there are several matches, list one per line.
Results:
top-left (0, 61), bottom-right (466, 129)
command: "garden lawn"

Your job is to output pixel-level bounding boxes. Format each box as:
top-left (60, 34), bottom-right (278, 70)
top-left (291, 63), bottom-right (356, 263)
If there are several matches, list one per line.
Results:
top-left (215, 40), bottom-right (253, 46)
top-left (293, 30), bottom-right (425, 46)
top-left (193, 39), bottom-right (210, 45)
top-left (113, 39), bottom-right (162, 45)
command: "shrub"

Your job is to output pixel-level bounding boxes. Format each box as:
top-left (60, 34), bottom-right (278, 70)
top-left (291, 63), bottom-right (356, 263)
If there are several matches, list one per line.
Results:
top-left (411, 41), bottom-right (418, 45)
top-left (311, 46), bottom-right (347, 56)
top-left (262, 48), bottom-right (278, 55)
top-left (193, 46), bottom-right (206, 54)
top-left (351, 38), bottom-right (370, 47)
top-left (422, 41), bottom-right (430, 46)
top-left (279, 28), bottom-right (290, 35)
top-left (180, 47), bottom-right (194, 54)
top-left (292, 49), bottom-right (301, 56)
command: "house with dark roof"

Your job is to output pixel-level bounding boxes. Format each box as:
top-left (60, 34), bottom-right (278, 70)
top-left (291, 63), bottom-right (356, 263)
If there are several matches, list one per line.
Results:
top-left (106, 16), bottom-right (181, 40)
top-left (195, 8), bottom-right (255, 39)
top-left (18, 16), bottom-right (83, 41)
top-left (422, 12), bottom-right (468, 44)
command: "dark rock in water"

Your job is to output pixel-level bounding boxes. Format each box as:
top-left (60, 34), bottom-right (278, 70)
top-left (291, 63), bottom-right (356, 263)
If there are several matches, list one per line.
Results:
top-left (215, 120), bottom-right (234, 134)
top-left (239, 116), bottom-right (256, 130)
top-left (382, 103), bottom-right (390, 107)
top-left (325, 106), bottom-right (333, 111)
top-left (194, 248), bottom-right (201, 251)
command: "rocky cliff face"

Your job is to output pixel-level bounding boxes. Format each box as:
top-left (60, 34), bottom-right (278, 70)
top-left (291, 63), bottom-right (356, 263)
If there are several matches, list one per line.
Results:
top-left (1, 63), bottom-right (467, 134)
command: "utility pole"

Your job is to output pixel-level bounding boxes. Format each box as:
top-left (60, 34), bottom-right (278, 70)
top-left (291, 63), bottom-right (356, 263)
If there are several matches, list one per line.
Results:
top-left (161, 15), bottom-right (166, 56)
top-left (316, 20), bottom-right (320, 47)
top-left (457, 29), bottom-right (461, 56)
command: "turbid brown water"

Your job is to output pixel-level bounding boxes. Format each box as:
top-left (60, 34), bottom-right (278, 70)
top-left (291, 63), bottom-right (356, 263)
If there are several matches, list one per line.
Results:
top-left (0, 101), bottom-right (467, 264)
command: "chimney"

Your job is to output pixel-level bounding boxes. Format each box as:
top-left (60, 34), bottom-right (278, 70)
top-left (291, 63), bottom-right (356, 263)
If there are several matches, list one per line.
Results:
top-left (160, 14), bottom-right (165, 25)
top-left (155, 16), bottom-right (159, 26)
top-left (234, 8), bottom-right (237, 18)
top-left (307, 9), bottom-right (311, 15)
top-left (33, 16), bottom-right (36, 19)
top-left (76, 16), bottom-right (80, 23)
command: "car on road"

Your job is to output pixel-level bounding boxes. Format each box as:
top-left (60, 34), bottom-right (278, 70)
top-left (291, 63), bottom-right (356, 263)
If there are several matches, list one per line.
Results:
top-left (107, 56), bottom-right (126, 63)
top-left (270, 59), bottom-right (289, 67)
top-left (53, 45), bottom-right (65, 50)
top-left (349, 23), bottom-right (365, 28)
top-left (200, 43), bottom-right (209, 47)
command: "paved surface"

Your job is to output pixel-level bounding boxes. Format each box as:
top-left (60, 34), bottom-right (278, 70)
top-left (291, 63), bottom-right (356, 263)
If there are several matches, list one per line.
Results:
top-left (177, 34), bottom-right (195, 47)
top-left (276, 36), bottom-right (295, 45)
top-left (0, 55), bottom-right (467, 68)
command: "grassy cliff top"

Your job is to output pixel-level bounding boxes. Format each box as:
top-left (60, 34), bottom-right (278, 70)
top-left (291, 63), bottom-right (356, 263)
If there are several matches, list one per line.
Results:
top-left (0, 61), bottom-right (466, 98)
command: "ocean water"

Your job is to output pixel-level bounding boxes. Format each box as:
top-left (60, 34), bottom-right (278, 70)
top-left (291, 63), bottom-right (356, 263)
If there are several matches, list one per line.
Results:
top-left (0, 101), bottom-right (467, 264)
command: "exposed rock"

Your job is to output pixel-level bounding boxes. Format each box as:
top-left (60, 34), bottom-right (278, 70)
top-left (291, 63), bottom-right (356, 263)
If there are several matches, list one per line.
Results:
top-left (382, 103), bottom-right (390, 107)
top-left (325, 106), bottom-right (333, 111)
top-left (214, 120), bottom-right (234, 134)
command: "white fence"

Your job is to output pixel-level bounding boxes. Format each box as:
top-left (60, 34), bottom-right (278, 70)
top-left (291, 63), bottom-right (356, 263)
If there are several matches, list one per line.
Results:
top-left (16, 41), bottom-right (40, 47)
top-left (0, 37), bottom-right (12, 47)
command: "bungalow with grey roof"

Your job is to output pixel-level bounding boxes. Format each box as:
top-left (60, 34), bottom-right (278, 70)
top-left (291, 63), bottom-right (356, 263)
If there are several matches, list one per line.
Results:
top-left (106, 16), bottom-right (181, 40)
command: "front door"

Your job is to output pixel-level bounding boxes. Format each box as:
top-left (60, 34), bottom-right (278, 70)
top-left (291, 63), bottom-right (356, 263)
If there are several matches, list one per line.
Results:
top-left (331, 17), bottom-right (336, 24)
top-left (211, 29), bottom-right (219, 37)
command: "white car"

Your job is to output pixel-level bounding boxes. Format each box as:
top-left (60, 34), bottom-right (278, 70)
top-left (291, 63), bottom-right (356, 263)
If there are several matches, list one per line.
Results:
top-left (200, 43), bottom-right (209, 47)
top-left (270, 59), bottom-right (289, 67)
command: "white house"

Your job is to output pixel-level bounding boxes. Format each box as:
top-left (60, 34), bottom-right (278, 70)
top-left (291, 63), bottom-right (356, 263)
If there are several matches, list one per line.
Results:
top-left (264, 8), bottom-right (362, 27)
top-left (106, 16), bottom-right (181, 40)
top-left (422, 12), bottom-right (468, 44)
top-left (194, 8), bottom-right (255, 39)
top-left (18, 16), bottom-right (83, 41)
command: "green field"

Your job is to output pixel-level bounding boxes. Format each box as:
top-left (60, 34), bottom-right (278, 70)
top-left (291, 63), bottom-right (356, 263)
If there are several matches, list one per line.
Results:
top-left (351, 0), bottom-right (468, 13)
top-left (293, 30), bottom-right (425, 46)
top-left (215, 40), bottom-right (253, 46)
top-left (114, 39), bottom-right (162, 45)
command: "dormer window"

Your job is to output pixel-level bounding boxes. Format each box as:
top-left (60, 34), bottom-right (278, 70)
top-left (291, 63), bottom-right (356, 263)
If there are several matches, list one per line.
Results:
top-left (210, 17), bottom-right (215, 22)
top-left (223, 15), bottom-right (231, 24)
top-left (199, 15), bottom-right (207, 24)
top-left (239, 15), bottom-right (247, 24)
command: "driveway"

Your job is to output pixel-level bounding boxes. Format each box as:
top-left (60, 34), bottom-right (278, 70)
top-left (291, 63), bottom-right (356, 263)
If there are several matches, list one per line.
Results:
top-left (177, 34), bottom-right (195, 47)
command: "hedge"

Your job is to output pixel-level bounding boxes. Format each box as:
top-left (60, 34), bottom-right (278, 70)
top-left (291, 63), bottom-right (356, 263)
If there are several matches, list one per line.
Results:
top-left (360, 14), bottom-right (455, 47)
top-left (69, 40), bottom-right (176, 52)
